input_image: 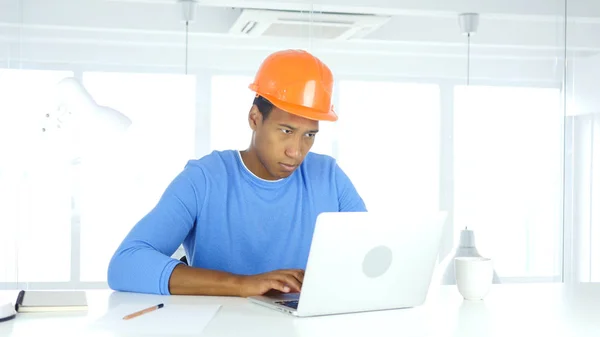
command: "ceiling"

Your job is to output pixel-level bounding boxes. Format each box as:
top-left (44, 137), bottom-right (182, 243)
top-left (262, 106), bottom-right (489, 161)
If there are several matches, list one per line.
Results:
top-left (0, 0), bottom-right (598, 82)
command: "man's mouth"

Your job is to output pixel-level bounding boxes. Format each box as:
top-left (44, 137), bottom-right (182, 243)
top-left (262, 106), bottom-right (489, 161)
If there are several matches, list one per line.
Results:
top-left (279, 163), bottom-right (297, 172)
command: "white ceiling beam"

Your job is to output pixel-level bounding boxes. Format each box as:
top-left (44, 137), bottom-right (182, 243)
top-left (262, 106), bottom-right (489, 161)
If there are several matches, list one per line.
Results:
top-left (0, 28), bottom-right (571, 60)
top-left (111, 0), bottom-right (600, 18)
top-left (1, 18), bottom-right (598, 55)
top-left (0, 38), bottom-right (562, 84)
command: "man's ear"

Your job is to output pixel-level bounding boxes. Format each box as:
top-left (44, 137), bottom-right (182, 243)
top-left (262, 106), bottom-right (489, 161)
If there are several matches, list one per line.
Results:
top-left (249, 105), bottom-right (262, 131)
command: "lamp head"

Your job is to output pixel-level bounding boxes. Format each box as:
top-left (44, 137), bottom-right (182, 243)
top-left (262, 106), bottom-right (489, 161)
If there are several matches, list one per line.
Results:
top-left (43, 77), bottom-right (132, 134)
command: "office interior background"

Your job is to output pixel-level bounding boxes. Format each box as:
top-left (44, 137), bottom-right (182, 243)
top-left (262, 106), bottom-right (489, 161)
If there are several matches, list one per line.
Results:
top-left (0, 0), bottom-right (598, 290)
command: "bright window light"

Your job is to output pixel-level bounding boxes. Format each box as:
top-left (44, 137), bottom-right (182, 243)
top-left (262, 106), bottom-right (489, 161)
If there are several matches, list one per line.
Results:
top-left (337, 80), bottom-right (441, 214)
top-left (454, 85), bottom-right (563, 278)
top-left (210, 75), bottom-right (255, 151)
top-left (79, 71), bottom-right (196, 282)
top-left (0, 69), bottom-right (74, 283)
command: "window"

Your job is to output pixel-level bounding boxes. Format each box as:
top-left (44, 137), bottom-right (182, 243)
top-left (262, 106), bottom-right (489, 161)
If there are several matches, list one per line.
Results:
top-left (453, 85), bottom-right (563, 279)
top-left (589, 117), bottom-right (600, 282)
top-left (336, 80), bottom-right (440, 213)
top-left (309, 114), bottom-right (336, 157)
top-left (210, 75), bottom-right (255, 151)
top-left (78, 72), bottom-right (196, 282)
top-left (569, 113), bottom-right (600, 282)
top-left (0, 69), bottom-right (74, 284)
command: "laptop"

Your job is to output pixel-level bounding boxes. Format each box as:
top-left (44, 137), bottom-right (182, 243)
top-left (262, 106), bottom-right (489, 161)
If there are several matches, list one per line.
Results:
top-left (248, 211), bottom-right (448, 317)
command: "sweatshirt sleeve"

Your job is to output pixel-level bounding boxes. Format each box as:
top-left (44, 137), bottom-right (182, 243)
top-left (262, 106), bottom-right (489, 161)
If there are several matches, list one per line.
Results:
top-left (107, 166), bottom-right (204, 295)
top-left (334, 162), bottom-right (368, 212)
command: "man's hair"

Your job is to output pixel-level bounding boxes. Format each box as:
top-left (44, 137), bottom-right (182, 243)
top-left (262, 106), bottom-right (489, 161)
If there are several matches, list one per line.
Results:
top-left (253, 95), bottom-right (274, 121)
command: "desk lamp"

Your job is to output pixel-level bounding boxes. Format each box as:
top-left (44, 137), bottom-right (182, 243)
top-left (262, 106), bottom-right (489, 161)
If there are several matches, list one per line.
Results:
top-left (0, 77), bottom-right (131, 323)
top-left (42, 77), bottom-right (132, 135)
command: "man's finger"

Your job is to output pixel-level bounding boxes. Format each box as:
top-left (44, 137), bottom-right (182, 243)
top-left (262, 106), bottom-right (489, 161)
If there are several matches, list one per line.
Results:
top-left (269, 280), bottom-right (290, 293)
top-left (294, 270), bottom-right (304, 282)
top-left (280, 269), bottom-right (305, 283)
top-left (274, 274), bottom-right (302, 292)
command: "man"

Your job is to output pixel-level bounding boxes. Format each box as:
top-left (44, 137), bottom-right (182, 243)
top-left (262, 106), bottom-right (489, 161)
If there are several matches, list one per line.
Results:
top-left (107, 49), bottom-right (366, 297)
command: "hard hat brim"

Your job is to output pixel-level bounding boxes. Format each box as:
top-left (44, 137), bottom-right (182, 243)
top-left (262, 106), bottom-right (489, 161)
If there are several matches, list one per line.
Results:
top-left (256, 92), bottom-right (338, 122)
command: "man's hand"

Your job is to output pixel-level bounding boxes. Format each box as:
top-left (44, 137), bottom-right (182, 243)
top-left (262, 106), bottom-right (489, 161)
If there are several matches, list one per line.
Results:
top-left (236, 269), bottom-right (304, 297)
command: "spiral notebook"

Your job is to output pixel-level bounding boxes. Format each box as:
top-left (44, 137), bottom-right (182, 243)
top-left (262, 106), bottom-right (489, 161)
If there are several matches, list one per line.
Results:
top-left (14, 290), bottom-right (88, 313)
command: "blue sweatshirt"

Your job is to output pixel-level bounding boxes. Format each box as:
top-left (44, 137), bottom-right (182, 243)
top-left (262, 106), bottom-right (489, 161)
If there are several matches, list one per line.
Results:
top-left (107, 150), bottom-right (367, 295)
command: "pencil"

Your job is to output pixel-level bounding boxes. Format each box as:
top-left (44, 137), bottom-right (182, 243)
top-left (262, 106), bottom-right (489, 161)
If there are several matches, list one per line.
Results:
top-left (122, 303), bottom-right (164, 320)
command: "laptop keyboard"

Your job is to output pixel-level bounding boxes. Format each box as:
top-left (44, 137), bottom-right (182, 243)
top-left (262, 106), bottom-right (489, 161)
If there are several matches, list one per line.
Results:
top-left (275, 300), bottom-right (298, 309)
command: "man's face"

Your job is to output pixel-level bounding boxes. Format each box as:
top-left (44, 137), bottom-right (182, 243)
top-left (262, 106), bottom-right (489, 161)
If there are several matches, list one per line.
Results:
top-left (249, 105), bottom-right (319, 180)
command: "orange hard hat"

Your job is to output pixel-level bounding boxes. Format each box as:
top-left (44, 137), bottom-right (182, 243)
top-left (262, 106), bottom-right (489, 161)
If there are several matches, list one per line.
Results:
top-left (249, 49), bottom-right (337, 121)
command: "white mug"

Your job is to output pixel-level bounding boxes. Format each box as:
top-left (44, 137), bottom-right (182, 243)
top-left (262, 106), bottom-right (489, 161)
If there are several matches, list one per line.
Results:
top-left (454, 257), bottom-right (493, 300)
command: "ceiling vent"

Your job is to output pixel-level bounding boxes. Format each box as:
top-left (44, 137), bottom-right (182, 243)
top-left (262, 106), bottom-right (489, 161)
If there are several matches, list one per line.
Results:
top-left (229, 8), bottom-right (391, 40)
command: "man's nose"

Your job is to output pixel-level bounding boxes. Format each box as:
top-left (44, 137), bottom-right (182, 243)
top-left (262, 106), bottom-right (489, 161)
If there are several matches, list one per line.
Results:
top-left (285, 140), bottom-right (302, 159)
top-left (285, 147), bottom-right (300, 159)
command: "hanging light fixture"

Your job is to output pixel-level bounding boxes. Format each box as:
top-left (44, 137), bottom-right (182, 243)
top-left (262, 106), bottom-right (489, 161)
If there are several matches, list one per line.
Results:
top-left (458, 13), bottom-right (479, 86)
top-left (171, 0), bottom-right (198, 264)
top-left (178, 0), bottom-right (198, 75)
top-left (441, 226), bottom-right (501, 285)
top-left (440, 13), bottom-right (501, 286)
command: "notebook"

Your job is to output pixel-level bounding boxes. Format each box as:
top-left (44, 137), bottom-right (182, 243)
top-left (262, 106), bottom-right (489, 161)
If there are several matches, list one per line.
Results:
top-left (14, 290), bottom-right (88, 313)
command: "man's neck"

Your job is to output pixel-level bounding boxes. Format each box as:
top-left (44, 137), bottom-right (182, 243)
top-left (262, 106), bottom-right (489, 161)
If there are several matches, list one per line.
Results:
top-left (239, 148), bottom-right (276, 181)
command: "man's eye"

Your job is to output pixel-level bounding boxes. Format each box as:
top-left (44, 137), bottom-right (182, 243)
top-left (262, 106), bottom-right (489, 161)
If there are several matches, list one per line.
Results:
top-left (306, 133), bottom-right (316, 138)
top-left (281, 129), bottom-right (292, 134)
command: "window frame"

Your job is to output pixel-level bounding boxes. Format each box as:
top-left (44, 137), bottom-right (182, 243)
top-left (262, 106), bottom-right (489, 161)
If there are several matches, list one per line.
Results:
top-left (0, 65), bottom-right (571, 290)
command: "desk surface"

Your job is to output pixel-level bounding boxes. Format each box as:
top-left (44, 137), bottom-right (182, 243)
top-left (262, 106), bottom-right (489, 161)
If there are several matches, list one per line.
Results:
top-left (1, 283), bottom-right (599, 337)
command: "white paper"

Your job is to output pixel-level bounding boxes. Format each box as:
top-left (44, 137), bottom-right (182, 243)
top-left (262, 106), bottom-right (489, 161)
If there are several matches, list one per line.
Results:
top-left (91, 303), bottom-right (221, 335)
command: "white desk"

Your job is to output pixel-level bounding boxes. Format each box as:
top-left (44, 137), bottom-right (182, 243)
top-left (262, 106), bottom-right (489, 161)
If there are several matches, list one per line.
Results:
top-left (1, 283), bottom-right (599, 336)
